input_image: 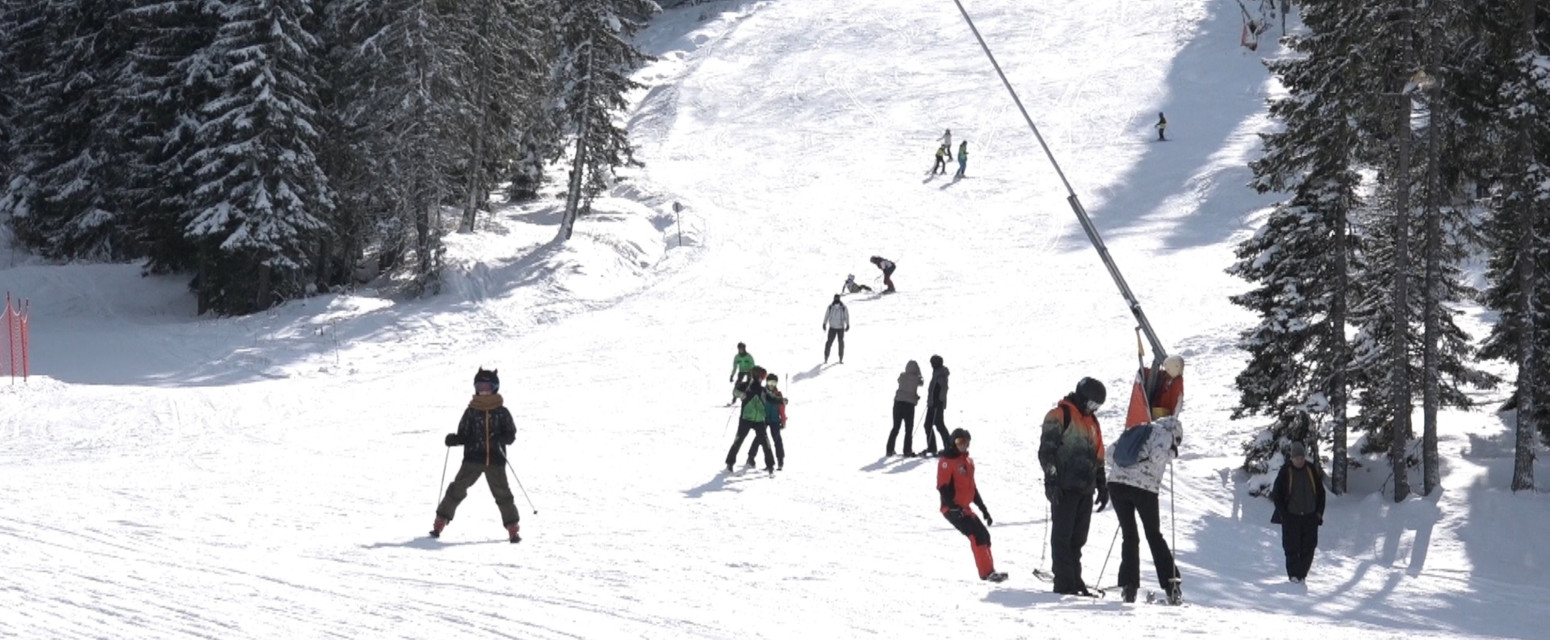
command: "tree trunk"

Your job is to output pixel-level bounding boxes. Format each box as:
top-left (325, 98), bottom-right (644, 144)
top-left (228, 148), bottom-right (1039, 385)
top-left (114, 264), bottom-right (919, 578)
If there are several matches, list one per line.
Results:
top-left (460, 3), bottom-right (495, 233)
top-left (560, 43), bottom-right (594, 242)
top-left (1330, 179), bottom-right (1350, 495)
top-left (1391, 88), bottom-right (1413, 503)
top-left (1512, 0), bottom-right (1538, 492)
top-left (1420, 21), bottom-right (1443, 497)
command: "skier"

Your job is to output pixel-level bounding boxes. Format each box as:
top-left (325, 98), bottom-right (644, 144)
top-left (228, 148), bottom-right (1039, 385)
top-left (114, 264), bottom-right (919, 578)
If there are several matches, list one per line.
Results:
top-left (940, 128), bottom-right (952, 150)
top-left (728, 342), bottom-right (756, 405)
top-left (1270, 441), bottom-right (1326, 583)
top-left (1039, 377), bottom-right (1109, 596)
top-left (920, 355), bottom-right (951, 456)
top-left (938, 428), bottom-right (1006, 582)
top-left (1106, 416), bottom-right (1184, 604)
top-left (823, 294), bottom-right (849, 364)
top-left (432, 368), bottom-right (521, 543)
top-left (745, 373), bottom-right (787, 471)
top-left (725, 366), bottom-right (777, 475)
top-left (1156, 112), bottom-right (1168, 141)
top-left (869, 256), bottom-right (896, 293)
top-left (842, 274), bottom-right (873, 294)
top-left (887, 360), bottom-right (924, 456)
top-left (931, 143), bottom-right (951, 175)
top-left (954, 140), bottom-right (968, 178)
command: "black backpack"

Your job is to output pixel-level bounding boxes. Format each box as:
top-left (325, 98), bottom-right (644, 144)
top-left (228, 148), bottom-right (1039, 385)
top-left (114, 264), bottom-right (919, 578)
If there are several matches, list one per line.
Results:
top-left (1112, 423), bottom-right (1155, 468)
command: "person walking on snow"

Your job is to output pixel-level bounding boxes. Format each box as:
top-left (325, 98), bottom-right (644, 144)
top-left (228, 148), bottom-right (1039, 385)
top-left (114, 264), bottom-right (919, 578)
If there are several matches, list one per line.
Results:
top-left (1155, 112), bottom-right (1168, 141)
top-left (954, 140), bottom-right (968, 178)
top-left (1270, 441), bottom-right (1326, 583)
top-left (728, 342), bottom-right (755, 405)
top-left (887, 360), bottom-right (924, 456)
top-left (745, 373), bottom-right (787, 470)
top-left (823, 294), bottom-right (849, 364)
top-left (432, 368), bottom-right (521, 543)
top-left (1107, 416), bottom-right (1184, 604)
top-left (869, 256), bottom-right (896, 293)
top-left (931, 143), bottom-right (951, 175)
top-left (1039, 377), bottom-right (1109, 596)
top-left (842, 274), bottom-right (873, 294)
top-left (937, 428), bottom-right (1006, 582)
top-left (920, 355), bottom-right (951, 456)
top-left (725, 367), bottom-right (777, 475)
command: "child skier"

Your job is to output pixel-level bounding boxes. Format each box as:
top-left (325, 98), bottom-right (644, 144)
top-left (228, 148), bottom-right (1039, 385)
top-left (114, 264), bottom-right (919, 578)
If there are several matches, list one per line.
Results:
top-left (937, 428), bottom-right (1006, 582)
top-left (746, 373), bottom-right (787, 471)
top-left (432, 368), bottom-right (521, 543)
top-left (842, 274), bottom-right (873, 294)
top-left (931, 143), bottom-right (951, 175)
top-left (728, 342), bottom-right (756, 405)
top-left (725, 366), bottom-right (777, 475)
top-left (869, 256), bottom-right (896, 293)
top-left (954, 141), bottom-right (968, 178)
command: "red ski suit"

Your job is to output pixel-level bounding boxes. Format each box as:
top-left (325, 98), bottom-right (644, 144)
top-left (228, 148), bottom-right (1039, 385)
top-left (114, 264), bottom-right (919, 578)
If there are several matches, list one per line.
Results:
top-left (937, 448), bottom-right (995, 579)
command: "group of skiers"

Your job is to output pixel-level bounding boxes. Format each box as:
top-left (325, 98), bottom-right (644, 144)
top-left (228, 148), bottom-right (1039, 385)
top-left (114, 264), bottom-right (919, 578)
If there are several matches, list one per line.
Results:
top-left (887, 356), bottom-right (951, 456)
top-left (721, 342), bottom-right (789, 475)
top-left (930, 129), bottom-right (969, 178)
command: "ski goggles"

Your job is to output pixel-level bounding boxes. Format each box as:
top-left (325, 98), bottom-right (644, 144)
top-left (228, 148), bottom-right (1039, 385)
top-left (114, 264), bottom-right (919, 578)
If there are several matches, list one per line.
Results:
top-left (475, 381), bottom-right (497, 394)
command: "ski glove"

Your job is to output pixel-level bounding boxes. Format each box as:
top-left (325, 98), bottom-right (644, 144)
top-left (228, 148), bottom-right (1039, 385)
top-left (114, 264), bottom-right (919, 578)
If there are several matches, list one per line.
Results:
top-left (1044, 480), bottom-right (1060, 506)
top-left (981, 509), bottom-right (993, 526)
top-left (444, 433), bottom-right (463, 447)
top-left (1094, 484), bottom-right (1110, 513)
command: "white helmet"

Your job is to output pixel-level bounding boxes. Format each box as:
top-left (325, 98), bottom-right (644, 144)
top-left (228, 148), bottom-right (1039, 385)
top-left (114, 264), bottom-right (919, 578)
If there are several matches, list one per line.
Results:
top-left (1162, 354), bottom-right (1185, 378)
top-left (846, 274), bottom-right (855, 281)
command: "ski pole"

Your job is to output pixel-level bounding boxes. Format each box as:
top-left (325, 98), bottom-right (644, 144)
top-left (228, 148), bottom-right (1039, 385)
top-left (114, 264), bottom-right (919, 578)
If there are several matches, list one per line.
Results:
top-left (435, 446), bottom-right (451, 508)
top-left (506, 458), bottom-right (538, 514)
top-left (1096, 522), bottom-right (1121, 591)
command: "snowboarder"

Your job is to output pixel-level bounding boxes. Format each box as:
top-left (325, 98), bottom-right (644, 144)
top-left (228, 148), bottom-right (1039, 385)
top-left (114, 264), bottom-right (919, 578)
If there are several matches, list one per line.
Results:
top-left (725, 366), bottom-right (777, 475)
top-left (954, 140), bottom-right (968, 178)
top-left (745, 373), bottom-right (787, 470)
top-left (1156, 112), bottom-right (1168, 141)
top-left (931, 143), bottom-right (951, 175)
top-left (920, 355), bottom-right (951, 456)
top-left (887, 360), bottom-right (924, 456)
top-left (1270, 441), bottom-right (1326, 583)
top-left (1039, 376), bottom-right (1109, 596)
top-left (432, 368), bottom-right (521, 543)
top-left (728, 342), bottom-right (756, 405)
top-left (869, 256), bottom-right (896, 293)
top-left (842, 274), bottom-right (873, 294)
top-left (823, 294), bottom-right (849, 364)
top-left (1106, 416), bottom-right (1184, 604)
top-left (937, 428), bottom-right (1006, 582)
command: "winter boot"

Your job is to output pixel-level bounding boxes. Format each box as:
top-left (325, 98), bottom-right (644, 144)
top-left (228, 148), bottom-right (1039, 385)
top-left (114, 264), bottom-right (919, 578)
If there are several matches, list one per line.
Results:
top-left (984, 572), bottom-right (1008, 583)
top-left (430, 516), bottom-right (449, 538)
top-left (724, 463), bottom-right (734, 474)
top-left (506, 523), bottom-right (521, 544)
top-left (1166, 584), bottom-right (1183, 605)
top-left (1121, 586), bottom-right (1137, 603)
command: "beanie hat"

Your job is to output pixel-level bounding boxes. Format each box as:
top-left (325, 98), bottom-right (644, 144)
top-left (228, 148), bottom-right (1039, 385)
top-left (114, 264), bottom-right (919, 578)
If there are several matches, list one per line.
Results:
top-left (474, 368), bottom-right (500, 392)
top-left (950, 428), bottom-right (972, 442)
top-left (930, 355), bottom-right (944, 368)
top-left (1162, 354), bottom-right (1185, 378)
top-left (1288, 442), bottom-right (1307, 458)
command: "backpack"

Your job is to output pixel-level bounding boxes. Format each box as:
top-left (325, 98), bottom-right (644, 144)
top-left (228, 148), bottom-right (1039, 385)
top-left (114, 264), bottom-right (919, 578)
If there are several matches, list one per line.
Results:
top-left (1112, 423), bottom-right (1154, 468)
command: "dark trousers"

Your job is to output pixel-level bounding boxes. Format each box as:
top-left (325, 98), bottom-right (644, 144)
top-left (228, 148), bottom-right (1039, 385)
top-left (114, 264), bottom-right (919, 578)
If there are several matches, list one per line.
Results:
top-left (922, 403), bottom-right (949, 451)
top-left (932, 156), bottom-right (947, 174)
top-left (881, 266), bottom-right (895, 291)
top-left (887, 401), bottom-right (916, 454)
top-left (945, 509), bottom-right (996, 579)
top-left (1110, 482), bottom-right (1178, 592)
top-left (1050, 488), bottom-right (1094, 593)
top-left (436, 462), bottom-right (520, 526)
top-left (726, 419), bottom-right (774, 469)
top-left (824, 328), bottom-right (845, 362)
top-left (1281, 513), bottom-right (1319, 579)
top-left (747, 420), bottom-right (784, 467)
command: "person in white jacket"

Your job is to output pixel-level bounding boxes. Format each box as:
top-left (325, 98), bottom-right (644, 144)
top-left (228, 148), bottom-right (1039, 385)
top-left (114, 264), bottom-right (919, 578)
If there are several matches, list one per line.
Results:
top-left (1106, 416), bottom-right (1184, 604)
top-left (823, 294), bottom-right (849, 363)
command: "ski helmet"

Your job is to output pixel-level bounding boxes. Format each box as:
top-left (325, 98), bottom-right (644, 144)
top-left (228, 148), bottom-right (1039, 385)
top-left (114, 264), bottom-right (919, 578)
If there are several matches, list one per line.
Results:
top-left (1162, 355), bottom-right (1185, 378)
top-left (1075, 377), bottom-right (1106, 405)
top-left (474, 368), bottom-right (500, 393)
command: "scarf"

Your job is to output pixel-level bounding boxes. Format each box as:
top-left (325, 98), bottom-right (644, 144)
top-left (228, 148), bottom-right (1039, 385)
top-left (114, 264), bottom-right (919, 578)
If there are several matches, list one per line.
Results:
top-left (468, 393), bottom-right (504, 411)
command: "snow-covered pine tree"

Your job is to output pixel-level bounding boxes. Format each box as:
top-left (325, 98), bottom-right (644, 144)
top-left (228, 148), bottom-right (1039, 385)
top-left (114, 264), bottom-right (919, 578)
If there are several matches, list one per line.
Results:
top-left (184, 0), bottom-right (332, 314)
top-left (0, 0), bottom-right (140, 261)
top-left (552, 0), bottom-right (658, 240)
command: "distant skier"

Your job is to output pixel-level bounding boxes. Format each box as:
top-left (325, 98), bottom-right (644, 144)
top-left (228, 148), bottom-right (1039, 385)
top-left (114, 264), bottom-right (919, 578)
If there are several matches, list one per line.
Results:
top-left (940, 128), bottom-right (952, 150)
top-left (823, 294), bottom-right (849, 364)
top-left (920, 355), bottom-right (950, 456)
top-left (1107, 416), bottom-right (1184, 604)
top-left (954, 140), bottom-right (968, 178)
top-left (1270, 441), bottom-right (1326, 583)
top-left (432, 368), bottom-right (521, 543)
top-left (725, 366), bottom-right (777, 475)
top-left (1040, 376), bottom-right (1108, 596)
top-left (887, 360), bottom-right (924, 456)
top-left (745, 373), bottom-right (787, 470)
top-left (728, 342), bottom-right (755, 406)
top-left (1156, 112), bottom-right (1168, 141)
top-left (937, 428), bottom-right (1006, 582)
top-left (931, 143), bottom-right (952, 175)
top-left (842, 274), bottom-right (873, 294)
top-left (869, 256), bottom-right (896, 293)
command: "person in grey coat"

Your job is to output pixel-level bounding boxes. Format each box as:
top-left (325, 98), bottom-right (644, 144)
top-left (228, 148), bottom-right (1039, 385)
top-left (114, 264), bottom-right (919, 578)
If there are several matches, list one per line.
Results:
top-left (823, 294), bottom-right (850, 363)
top-left (887, 360), bottom-right (924, 456)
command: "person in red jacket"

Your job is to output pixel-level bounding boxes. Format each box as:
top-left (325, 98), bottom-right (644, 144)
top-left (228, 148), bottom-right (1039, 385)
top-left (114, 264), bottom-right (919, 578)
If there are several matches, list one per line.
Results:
top-left (937, 428), bottom-right (1007, 582)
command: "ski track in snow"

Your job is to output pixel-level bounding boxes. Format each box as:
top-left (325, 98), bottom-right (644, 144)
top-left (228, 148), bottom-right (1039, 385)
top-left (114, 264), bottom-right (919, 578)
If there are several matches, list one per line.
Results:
top-left (2, 0), bottom-right (1548, 638)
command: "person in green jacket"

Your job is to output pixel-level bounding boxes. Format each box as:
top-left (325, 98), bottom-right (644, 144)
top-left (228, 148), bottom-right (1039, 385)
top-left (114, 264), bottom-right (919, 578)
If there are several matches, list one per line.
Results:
top-left (727, 342), bottom-right (755, 406)
top-left (954, 140), bottom-right (968, 178)
top-left (725, 367), bottom-right (777, 475)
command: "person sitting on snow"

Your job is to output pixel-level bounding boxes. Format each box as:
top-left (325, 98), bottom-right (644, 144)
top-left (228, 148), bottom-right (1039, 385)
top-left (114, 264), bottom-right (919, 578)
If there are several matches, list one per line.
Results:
top-left (843, 274), bottom-right (873, 294)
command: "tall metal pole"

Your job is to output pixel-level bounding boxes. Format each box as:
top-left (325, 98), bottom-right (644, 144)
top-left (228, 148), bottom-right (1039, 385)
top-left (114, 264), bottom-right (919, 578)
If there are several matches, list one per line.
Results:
top-left (948, 0), bottom-right (1167, 362)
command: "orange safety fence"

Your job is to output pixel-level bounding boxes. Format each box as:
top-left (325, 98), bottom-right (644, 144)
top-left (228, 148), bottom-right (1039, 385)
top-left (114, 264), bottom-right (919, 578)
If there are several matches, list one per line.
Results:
top-left (3, 292), bottom-right (28, 381)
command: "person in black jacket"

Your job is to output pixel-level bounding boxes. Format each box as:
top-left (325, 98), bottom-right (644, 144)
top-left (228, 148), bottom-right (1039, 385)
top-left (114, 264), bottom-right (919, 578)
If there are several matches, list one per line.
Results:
top-left (1270, 441), bottom-right (1327, 582)
top-left (920, 355), bottom-right (951, 456)
top-left (433, 368), bottom-right (521, 542)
